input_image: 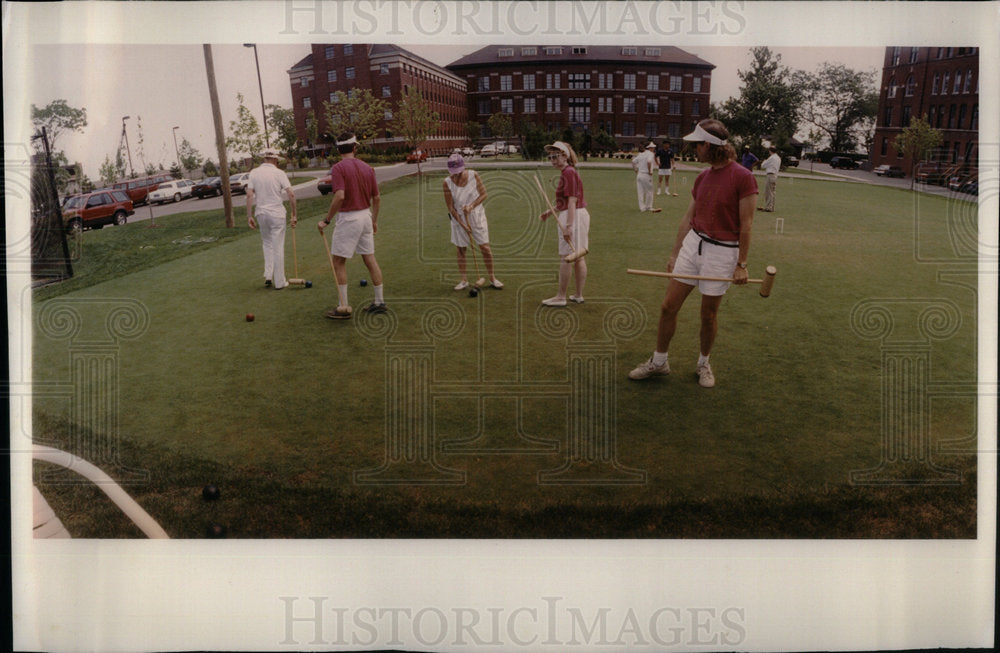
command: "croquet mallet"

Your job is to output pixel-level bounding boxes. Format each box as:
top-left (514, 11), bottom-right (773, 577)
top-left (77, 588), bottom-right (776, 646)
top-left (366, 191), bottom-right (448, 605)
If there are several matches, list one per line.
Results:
top-left (532, 173), bottom-right (588, 263)
top-left (287, 225), bottom-right (306, 285)
top-left (626, 266), bottom-right (778, 297)
top-left (453, 210), bottom-right (486, 287)
top-left (319, 227), bottom-right (352, 314)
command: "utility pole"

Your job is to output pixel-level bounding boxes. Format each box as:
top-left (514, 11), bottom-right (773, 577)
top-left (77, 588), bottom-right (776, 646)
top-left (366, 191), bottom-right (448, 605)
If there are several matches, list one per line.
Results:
top-left (172, 126), bottom-right (182, 174)
top-left (122, 116), bottom-right (135, 178)
top-left (204, 44), bottom-right (233, 227)
top-left (243, 43), bottom-right (270, 147)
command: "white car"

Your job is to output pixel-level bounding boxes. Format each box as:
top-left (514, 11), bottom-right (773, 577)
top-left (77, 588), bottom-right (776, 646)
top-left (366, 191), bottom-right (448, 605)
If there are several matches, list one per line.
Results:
top-left (148, 179), bottom-right (195, 204)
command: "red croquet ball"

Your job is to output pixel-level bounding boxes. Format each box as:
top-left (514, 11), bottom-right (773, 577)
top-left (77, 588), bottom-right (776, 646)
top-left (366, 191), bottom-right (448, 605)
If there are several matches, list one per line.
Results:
top-left (246, 313), bottom-right (255, 322)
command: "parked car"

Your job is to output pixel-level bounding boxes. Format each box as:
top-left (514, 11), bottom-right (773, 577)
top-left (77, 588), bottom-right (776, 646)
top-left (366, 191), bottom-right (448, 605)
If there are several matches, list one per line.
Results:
top-left (461, 147), bottom-right (475, 157)
top-left (191, 176), bottom-right (222, 198)
top-left (406, 149), bottom-right (428, 163)
top-left (148, 179), bottom-right (195, 204)
top-left (229, 173), bottom-right (251, 195)
top-left (957, 180), bottom-right (978, 195)
top-left (62, 189), bottom-right (134, 233)
top-left (479, 141), bottom-right (508, 157)
top-left (317, 175), bottom-right (332, 195)
top-left (784, 156), bottom-right (800, 168)
top-left (112, 173), bottom-right (174, 205)
top-left (874, 165), bottom-right (905, 178)
top-left (949, 175), bottom-right (978, 193)
top-left (829, 156), bottom-right (860, 170)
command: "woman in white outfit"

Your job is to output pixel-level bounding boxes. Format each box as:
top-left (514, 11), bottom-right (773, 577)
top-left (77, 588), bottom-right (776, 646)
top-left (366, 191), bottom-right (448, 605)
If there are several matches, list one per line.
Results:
top-left (443, 153), bottom-right (502, 290)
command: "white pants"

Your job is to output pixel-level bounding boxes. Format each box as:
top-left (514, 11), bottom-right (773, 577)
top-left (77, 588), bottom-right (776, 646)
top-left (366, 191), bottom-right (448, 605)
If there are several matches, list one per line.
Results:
top-left (636, 173), bottom-right (654, 210)
top-left (257, 211), bottom-right (287, 289)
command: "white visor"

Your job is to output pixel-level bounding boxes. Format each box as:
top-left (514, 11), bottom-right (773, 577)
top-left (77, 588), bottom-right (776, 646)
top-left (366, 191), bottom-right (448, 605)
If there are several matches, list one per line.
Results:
top-left (682, 124), bottom-right (727, 146)
top-left (336, 135), bottom-right (358, 146)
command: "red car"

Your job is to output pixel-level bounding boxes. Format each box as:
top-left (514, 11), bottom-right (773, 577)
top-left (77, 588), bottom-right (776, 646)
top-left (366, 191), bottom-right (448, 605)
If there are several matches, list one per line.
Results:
top-left (112, 173), bottom-right (173, 205)
top-left (62, 189), bottom-right (135, 233)
top-left (406, 149), bottom-right (428, 163)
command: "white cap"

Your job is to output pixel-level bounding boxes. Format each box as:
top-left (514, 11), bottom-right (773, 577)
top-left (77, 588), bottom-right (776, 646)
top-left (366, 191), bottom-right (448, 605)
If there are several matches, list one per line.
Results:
top-left (262, 147), bottom-right (280, 158)
top-left (682, 124), bottom-right (727, 146)
top-left (544, 141), bottom-right (571, 157)
top-left (645, 141), bottom-right (656, 149)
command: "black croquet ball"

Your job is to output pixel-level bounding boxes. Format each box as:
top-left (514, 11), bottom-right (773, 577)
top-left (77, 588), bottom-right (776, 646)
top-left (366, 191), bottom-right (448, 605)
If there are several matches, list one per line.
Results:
top-left (206, 523), bottom-right (227, 538)
top-left (469, 288), bottom-right (479, 297)
top-left (359, 279), bottom-right (368, 287)
top-left (202, 483), bottom-right (221, 501)
top-left (305, 280), bottom-right (312, 288)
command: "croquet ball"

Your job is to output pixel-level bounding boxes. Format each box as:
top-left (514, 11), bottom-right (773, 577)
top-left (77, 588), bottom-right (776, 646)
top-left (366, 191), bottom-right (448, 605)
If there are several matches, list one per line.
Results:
top-left (359, 279), bottom-right (368, 287)
top-left (206, 523), bottom-right (227, 538)
top-left (202, 483), bottom-right (220, 502)
top-left (245, 313), bottom-right (255, 322)
top-left (305, 280), bottom-right (312, 288)
top-left (469, 288), bottom-right (479, 297)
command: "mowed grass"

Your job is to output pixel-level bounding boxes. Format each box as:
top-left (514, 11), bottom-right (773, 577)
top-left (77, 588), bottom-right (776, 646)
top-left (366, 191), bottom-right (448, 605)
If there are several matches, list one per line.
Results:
top-left (31, 167), bottom-right (979, 538)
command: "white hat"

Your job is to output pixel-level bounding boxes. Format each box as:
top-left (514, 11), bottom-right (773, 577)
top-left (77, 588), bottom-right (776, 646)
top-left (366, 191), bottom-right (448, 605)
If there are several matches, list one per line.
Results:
top-left (262, 147), bottom-right (280, 158)
top-left (682, 124), bottom-right (727, 146)
top-left (544, 141), bottom-right (571, 157)
top-left (645, 141), bottom-right (656, 149)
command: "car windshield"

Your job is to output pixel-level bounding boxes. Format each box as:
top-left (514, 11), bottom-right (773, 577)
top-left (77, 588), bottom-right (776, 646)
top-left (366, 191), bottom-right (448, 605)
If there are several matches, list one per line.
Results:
top-left (64, 196), bottom-right (84, 209)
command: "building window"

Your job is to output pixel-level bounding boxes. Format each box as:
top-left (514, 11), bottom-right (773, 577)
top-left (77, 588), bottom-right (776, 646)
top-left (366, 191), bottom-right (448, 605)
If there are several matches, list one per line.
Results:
top-left (380, 63), bottom-right (389, 75)
top-left (891, 47), bottom-right (900, 65)
top-left (692, 99), bottom-right (701, 116)
top-left (544, 46), bottom-right (563, 55)
top-left (902, 106), bottom-right (912, 127)
top-left (343, 45), bottom-right (353, 55)
top-left (622, 121), bottom-right (635, 136)
top-left (668, 124), bottom-right (680, 138)
top-left (953, 71), bottom-right (962, 94)
top-left (572, 47), bottom-right (587, 55)
top-left (499, 48), bottom-right (514, 57)
top-left (384, 109), bottom-right (393, 120)
top-left (623, 74), bottom-right (636, 90)
top-left (669, 75), bottom-right (682, 91)
top-left (303, 97), bottom-right (311, 109)
top-left (546, 97), bottom-right (561, 113)
top-left (905, 74), bottom-right (915, 96)
top-left (523, 75), bottom-right (535, 90)
top-left (329, 93), bottom-right (338, 103)
top-left (521, 47), bottom-right (537, 56)
top-left (970, 104), bottom-right (978, 129)
top-left (647, 75), bottom-right (659, 91)
top-left (598, 73), bottom-right (613, 89)
top-left (948, 104), bottom-right (956, 129)
top-left (381, 86), bottom-right (391, 98)
top-left (928, 105), bottom-right (936, 126)
top-left (668, 100), bottom-right (681, 115)
top-left (888, 77), bottom-right (897, 98)
top-left (500, 98), bottom-right (513, 114)
top-left (646, 98), bottom-right (658, 113)
top-left (500, 75), bottom-right (513, 91)
top-left (937, 47), bottom-right (944, 59)
top-left (325, 46), bottom-right (336, 59)
top-left (546, 73), bottom-right (560, 89)
top-left (645, 122), bottom-right (658, 138)
top-left (623, 97), bottom-right (636, 113)
top-left (622, 47), bottom-right (637, 56)
top-left (693, 77), bottom-right (702, 93)
top-left (327, 70), bottom-right (337, 83)
top-left (524, 98), bottom-right (536, 113)
top-left (881, 137), bottom-right (888, 156)
top-left (963, 69), bottom-right (973, 93)
top-left (932, 73), bottom-right (940, 94)
top-left (957, 104), bottom-right (967, 129)
top-left (346, 89), bottom-right (356, 99)
top-left (301, 77), bottom-right (310, 88)
top-left (568, 97), bottom-right (590, 124)
top-left (909, 47), bottom-right (919, 64)
top-left (569, 73), bottom-right (590, 89)
top-left (478, 76), bottom-right (490, 91)
top-left (598, 97), bottom-right (612, 112)
top-left (645, 48), bottom-right (661, 56)
top-left (941, 71), bottom-right (950, 94)
top-left (935, 105), bottom-right (944, 128)
top-left (478, 100), bottom-right (490, 115)
top-left (884, 105), bottom-right (893, 127)
top-left (345, 66), bottom-right (355, 79)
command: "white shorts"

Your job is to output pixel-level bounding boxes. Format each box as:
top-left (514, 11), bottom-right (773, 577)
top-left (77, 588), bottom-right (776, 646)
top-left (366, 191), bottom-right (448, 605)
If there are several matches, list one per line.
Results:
top-left (672, 229), bottom-right (738, 296)
top-left (659, 169), bottom-right (672, 176)
top-left (450, 213), bottom-right (490, 247)
top-left (556, 207), bottom-right (590, 257)
top-left (330, 208), bottom-right (374, 258)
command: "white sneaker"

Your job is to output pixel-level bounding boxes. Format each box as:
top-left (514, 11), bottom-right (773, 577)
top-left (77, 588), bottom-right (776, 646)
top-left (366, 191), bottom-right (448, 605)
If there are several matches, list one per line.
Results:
top-left (542, 297), bottom-right (567, 307)
top-left (454, 280), bottom-right (469, 291)
top-left (696, 362), bottom-right (715, 388)
top-left (490, 278), bottom-right (504, 289)
top-left (628, 357), bottom-right (670, 380)
top-left (569, 295), bottom-right (585, 304)
top-left (656, 189), bottom-right (662, 195)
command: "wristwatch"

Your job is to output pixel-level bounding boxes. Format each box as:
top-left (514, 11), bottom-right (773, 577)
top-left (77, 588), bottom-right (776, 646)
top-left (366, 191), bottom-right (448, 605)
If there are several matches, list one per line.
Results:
top-left (736, 262), bottom-right (747, 269)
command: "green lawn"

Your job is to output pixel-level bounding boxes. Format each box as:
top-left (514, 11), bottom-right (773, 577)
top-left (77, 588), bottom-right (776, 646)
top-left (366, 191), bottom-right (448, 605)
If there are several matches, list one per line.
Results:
top-left (31, 167), bottom-right (979, 538)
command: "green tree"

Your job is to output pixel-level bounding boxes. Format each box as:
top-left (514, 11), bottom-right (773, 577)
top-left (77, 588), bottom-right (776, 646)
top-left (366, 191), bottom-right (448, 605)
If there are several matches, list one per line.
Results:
top-left (177, 138), bottom-right (204, 175)
top-left (793, 63), bottom-right (878, 153)
top-left (464, 120), bottom-right (482, 145)
top-left (390, 87), bottom-right (439, 174)
top-left (99, 154), bottom-right (118, 187)
top-left (487, 112), bottom-right (515, 148)
top-left (894, 115), bottom-right (943, 189)
top-left (322, 89), bottom-right (387, 144)
top-left (714, 47), bottom-right (801, 150)
top-left (31, 99), bottom-right (87, 152)
top-left (267, 104), bottom-right (300, 159)
top-left (226, 93), bottom-right (266, 168)
top-left (203, 158), bottom-right (218, 177)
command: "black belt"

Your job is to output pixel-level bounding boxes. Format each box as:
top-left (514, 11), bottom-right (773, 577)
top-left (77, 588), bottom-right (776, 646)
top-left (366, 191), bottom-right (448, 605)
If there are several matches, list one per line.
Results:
top-left (693, 229), bottom-right (738, 254)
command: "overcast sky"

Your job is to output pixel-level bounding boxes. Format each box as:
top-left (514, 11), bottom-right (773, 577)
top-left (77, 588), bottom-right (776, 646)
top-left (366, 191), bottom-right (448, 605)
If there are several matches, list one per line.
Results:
top-left (24, 42), bottom-right (882, 180)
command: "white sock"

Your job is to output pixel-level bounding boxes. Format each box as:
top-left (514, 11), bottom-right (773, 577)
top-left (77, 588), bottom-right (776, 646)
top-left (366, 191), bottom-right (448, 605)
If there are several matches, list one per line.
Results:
top-left (698, 353), bottom-right (710, 367)
top-left (373, 284), bottom-right (384, 305)
top-left (652, 351), bottom-right (669, 366)
top-left (338, 284), bottom-right (348, 306)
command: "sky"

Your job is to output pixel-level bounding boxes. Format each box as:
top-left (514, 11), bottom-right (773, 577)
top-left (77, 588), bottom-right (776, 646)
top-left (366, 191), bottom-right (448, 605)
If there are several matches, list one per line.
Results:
top-left (24, 42), bottom-right (883, 181)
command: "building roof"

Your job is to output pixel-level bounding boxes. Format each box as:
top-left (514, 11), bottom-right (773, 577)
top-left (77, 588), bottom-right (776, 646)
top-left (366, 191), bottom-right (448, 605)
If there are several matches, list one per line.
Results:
top-left (447, 45), bottom-right (714, 70)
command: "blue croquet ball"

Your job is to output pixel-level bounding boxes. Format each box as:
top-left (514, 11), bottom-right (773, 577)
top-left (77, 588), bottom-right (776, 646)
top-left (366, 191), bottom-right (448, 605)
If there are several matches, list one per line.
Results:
top-left (469, 288), bottom-right (479, 297)
top-left (305, 280), bottom-right (312, 288)
top-left (202, 483), bottom-right (221, 501)
top-left (360, 279), bottom-right (367, 287)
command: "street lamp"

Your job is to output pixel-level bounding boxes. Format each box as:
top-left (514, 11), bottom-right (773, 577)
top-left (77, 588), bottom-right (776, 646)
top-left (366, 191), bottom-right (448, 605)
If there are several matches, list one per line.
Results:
top-left (172, 126), bottom-right (182, 174)
top-left (121, 116), bottom-right (135, 178)
top-left (243, 43), bottom-right (270, 147)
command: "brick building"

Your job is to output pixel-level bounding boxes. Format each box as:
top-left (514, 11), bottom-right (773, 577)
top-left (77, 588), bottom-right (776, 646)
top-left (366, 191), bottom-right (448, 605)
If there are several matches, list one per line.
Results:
top-left (445, 45), bottom-right (714, 151)
top-left (287, 44), bottom-right (468, 156)
top-left (871, 46), bottom-right (979, 177)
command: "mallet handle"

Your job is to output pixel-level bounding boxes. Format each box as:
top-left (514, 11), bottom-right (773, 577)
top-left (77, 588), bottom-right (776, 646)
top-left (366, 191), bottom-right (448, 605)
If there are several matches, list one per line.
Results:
top-left (533, 173), bottom-right (587, 262)
top-left (627, 268), bottom-right (765, 284)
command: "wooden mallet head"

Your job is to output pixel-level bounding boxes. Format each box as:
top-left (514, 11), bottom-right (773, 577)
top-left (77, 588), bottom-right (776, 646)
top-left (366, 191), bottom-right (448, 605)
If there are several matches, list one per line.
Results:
top-left (564, 247), bottom-right (589, 263)
top-left (759, 266), bottom-right (777, 297)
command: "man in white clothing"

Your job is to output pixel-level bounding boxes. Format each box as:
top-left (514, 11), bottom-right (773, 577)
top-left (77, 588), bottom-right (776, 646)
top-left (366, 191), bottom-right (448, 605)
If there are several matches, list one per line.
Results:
top-left (632, 142), bottom-right (661, 213)
top-left (759, 146), bottom-right (781, 212)
top-left (247, 148), bottom-right (297, 289)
